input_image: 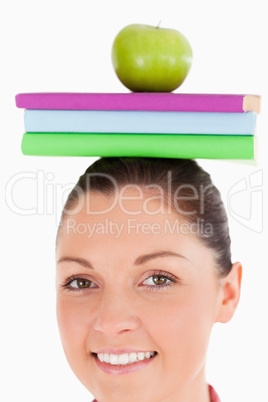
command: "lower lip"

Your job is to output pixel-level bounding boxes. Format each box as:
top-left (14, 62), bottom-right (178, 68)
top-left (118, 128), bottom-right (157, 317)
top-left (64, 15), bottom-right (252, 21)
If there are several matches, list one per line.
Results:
top-left (92, 353), bottom-right (157, 375)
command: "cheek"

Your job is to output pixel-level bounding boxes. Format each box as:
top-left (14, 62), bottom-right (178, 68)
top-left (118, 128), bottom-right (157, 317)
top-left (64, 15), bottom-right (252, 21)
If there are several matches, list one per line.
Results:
top-left (147, 302), bottom-right (206, 347)
top-left (56, 296), bottom-right (91, 355)
top-left (145, 291), bottom-right (216, 368)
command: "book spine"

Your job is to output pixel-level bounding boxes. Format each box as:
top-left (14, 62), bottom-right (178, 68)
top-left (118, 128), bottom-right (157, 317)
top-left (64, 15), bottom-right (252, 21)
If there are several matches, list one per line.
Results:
top-left (21, 133), bottom-right (254, 159)
top-left (16, 93), bottom-right (251, 112)
top-left (24, 110), bottom-right (256, 135)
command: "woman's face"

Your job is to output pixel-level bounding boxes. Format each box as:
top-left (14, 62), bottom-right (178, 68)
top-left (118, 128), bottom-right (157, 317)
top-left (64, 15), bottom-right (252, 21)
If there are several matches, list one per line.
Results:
top-left (56, 189), bottom-right (224, 402)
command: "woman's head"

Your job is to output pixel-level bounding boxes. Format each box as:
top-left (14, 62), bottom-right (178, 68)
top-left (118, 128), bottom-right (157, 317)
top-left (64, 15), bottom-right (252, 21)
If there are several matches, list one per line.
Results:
top-left (55, 157), bottom-right (242, 402)
top-left (57, 157), bottom-right (232, 276)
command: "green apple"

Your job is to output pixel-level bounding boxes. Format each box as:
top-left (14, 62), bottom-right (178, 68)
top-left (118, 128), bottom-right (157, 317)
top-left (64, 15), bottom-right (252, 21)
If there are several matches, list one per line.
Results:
top-left (111, 23), bottom-right (193, 92)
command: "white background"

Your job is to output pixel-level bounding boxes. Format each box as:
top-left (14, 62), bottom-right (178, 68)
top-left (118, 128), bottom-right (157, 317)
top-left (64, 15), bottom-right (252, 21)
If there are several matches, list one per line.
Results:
top-left (1, 0), bottom-right (267, 401)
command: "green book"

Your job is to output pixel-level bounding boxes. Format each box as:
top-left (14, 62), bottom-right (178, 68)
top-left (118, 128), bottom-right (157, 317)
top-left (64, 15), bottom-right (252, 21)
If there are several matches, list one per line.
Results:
top-left (21, 133), bottom-right (255, 159)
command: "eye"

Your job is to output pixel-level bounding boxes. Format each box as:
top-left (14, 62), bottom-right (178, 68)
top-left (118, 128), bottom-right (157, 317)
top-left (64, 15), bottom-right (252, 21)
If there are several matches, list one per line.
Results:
top-left (62, 275), bottom-right (98, 291)
top-left (70, 279), bottom-right (95, 289)
top-left (143, 275), bottom-right (171, 286)
top-left (141, 271), bottom-right (178, 291)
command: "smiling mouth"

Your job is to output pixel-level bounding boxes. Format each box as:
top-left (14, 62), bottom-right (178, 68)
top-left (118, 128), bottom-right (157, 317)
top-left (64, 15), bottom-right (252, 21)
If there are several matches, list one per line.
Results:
top-left (92, 351), bottom-right (157, 366)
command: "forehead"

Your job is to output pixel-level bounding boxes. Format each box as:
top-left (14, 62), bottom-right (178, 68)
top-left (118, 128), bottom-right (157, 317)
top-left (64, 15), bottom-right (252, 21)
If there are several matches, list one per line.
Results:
top-left (62, 187), bottom-right (173, 225)
top-left (56, 189), bottom-right (214, 268)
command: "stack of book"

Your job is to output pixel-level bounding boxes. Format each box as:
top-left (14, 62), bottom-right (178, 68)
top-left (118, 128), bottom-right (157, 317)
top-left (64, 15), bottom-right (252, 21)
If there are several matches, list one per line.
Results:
top-left (15, 93), bottom-right (260, 159)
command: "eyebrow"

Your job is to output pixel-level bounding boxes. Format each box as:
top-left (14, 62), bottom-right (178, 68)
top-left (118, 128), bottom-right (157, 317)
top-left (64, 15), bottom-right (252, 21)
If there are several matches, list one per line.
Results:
top-left (57, 250), bottom-right (188, 270)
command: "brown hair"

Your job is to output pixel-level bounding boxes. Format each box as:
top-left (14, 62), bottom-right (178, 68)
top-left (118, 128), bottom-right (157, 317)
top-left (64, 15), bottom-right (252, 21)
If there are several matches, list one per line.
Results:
top-left (57, 157), bottom-right (232, 276)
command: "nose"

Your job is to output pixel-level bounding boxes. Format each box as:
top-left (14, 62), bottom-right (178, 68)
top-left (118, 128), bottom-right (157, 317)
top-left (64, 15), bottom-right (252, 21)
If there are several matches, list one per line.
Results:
top-left (92, 288), bottom-right (140, 336)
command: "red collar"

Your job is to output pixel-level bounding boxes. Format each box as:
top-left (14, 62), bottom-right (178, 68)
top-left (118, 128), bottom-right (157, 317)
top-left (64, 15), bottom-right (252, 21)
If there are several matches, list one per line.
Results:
top-left (209, 384), bottom-right (221, 402)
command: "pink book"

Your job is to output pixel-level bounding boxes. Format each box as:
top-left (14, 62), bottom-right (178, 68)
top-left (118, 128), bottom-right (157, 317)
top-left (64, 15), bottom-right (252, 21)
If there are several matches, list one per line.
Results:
top-left (15, 92), bottom-right (260, 113)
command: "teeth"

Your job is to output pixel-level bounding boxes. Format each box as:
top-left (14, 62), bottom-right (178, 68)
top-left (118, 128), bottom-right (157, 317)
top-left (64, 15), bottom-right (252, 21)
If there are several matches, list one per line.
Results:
top-left (118, 353), bottom-right (129, 365)
top-left (110, 354), bottom-right (119, 365)
top-left (129, 352), bottom-right (137, 363)
top-left (96, 351), bottom-right (156, 365)
top-left (137, 352), bottom-right (145, 360)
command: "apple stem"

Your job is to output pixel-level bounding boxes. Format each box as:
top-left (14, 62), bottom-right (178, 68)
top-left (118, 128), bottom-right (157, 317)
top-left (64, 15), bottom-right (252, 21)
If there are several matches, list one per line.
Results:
top-left (156, 20), bottom-right (161, 29)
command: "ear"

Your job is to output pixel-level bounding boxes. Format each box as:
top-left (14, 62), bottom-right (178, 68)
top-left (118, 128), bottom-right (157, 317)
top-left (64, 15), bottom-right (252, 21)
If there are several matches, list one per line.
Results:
top-left (215, 262), bottom-right (242, 323)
